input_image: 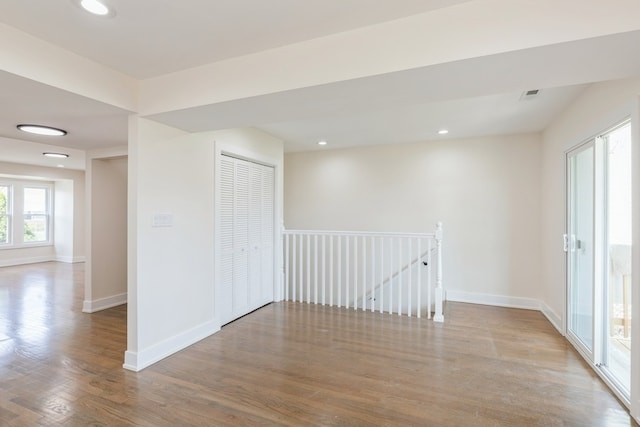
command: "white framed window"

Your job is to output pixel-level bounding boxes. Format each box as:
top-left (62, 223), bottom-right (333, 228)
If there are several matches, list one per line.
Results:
top-left (0, 184), bottom-right (11, 245)
top-left (0, 180), bottom-right (53, 248)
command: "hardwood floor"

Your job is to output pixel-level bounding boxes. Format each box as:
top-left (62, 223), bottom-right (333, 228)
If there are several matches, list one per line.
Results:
top-left (0, 262), bottom-right (636, 426)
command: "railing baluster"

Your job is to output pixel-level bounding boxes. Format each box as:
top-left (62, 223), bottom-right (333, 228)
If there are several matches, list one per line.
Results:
top-left (427, 238), bottom-right (432, 319)
top-left (388, 236), bottom-right (393, 315)
top-left (298, 234), bottom-right (303, 303)
top-left (408, 237), bottom-right (412, 317)
top-left (305, 234), bottom-right (311, 304)
top-left (354, 235), bottom-right (358, 310)
top-left (345, 236), bottom-right (350, 309)
top-left (284, 233), bottom-right (289, 301)
top-left (417, 238), bottom-right (422, 319)
top-left (322, 235), bottom-right (326, 306)
top-left (330, 235), bottom-right (334, 307)
top-left (362, 236), bottom-right (376, 311)
top-left (379, 237), bottom-right (384, 314)
top-left (314, 234), bottom-right (318, 304)
top-left (338, 235), bottom-right (342, 308)
top-left (398, 237), bottom-right (402, 316)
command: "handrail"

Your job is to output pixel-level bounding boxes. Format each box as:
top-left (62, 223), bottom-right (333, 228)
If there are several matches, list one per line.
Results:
top-left (283, 229), bottom-right (436, 238)
top-left (365, 248), bottom-right (434, 301)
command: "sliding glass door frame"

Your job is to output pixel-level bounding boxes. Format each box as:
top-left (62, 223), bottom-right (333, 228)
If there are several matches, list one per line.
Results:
top-left (565, 118), bottom-right (633, 408)
top-left (565, 139), bottom-right (598, 362)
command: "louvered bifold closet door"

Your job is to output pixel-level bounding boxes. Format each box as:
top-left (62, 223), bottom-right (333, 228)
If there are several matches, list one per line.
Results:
top-left (219, 155), bottom-right (275, 325)
top-left (248, 163), bottom-right (263, 308)
top-left (260, 165), bottom-right (275, 303)
top-left (219, 156), bottom-right (235, 324)
top-left (233, 159), bottom-right (250, 317)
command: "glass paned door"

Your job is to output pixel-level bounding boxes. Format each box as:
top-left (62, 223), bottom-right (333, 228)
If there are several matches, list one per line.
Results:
top-left (566, 120), bottom-right (632, 401)
top-left (604, 123), bottom-right (632, 394)
top-left (567, 142), bottom-right (595, 355)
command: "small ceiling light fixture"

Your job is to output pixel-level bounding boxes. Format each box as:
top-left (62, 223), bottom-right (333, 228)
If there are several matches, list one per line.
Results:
top-left (43, 152), bottom-right (70, 159)
top-left (18, 124), bottom-right (67, 136)
top-left (80, 0), bottom-right (110, 15)
top-left (317, 140), bottom-right (328, 146)
top-left (438, 129), bottom-right (449, 135)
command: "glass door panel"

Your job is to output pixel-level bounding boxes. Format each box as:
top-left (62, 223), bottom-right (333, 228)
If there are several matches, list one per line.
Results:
top-left (568, 143), bottom-right (594, 355)
top-left (604, 122), bottom-right (632, 394)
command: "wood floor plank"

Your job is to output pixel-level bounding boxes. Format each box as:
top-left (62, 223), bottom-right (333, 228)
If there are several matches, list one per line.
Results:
top-left (0, 262), bottom-right (636, 426)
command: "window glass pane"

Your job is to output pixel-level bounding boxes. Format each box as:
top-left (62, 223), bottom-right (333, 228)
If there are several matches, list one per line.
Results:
top-left (605, 122), bottom-right (632, 394)
top-left (0, 186), bottom-right (9, 244)
top-left (24, 187), bottom-right (48, 242)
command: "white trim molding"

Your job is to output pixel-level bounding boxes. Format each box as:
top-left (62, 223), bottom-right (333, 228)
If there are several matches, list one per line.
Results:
top-left (123, 320), bottom-right (221, 372)
top-left (446, 289), bottom-right (541, 311)
top-left (0, 255), bottom-right (53, 268)
top-left (56, 255), bottom-right (86, 264)
top-left (445, 290), bottom-right (565, 335)
top-left (82, 292), bottom-right (127, 313)
top-left (540, 302), bottom-right (563, 335)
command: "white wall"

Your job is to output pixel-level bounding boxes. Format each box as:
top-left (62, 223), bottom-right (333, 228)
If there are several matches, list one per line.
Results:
top-left (54, 179), bottom-right (74, 262)
top-left (284, 133), bottom-right (542, 307)
top-left (83, 155), bottom-right (128, 312)
top-left (541, 76), bottom-right (640, 421)
top-left (125, 119), bottom-right (283, 371)
top-left (0, 161), bottom-right (84, 266)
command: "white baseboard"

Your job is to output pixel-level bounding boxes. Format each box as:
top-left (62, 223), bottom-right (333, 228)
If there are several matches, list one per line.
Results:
top-left (446, 290), bottom-right (541, 311)
top-left (123, 320), bottom-right (221, 372)
top-left (0, 256), bottom-right (84, 267)
top-left (83, 293), bottom-right (127, 313)
top-left (540, 302), bottom-right (563, 335)
top-left (0, 256), bottom-right (54, 268)
top-left (122, 351), bottom-right (139, 372)
top-left (56, 255), bottom-right (85, 263)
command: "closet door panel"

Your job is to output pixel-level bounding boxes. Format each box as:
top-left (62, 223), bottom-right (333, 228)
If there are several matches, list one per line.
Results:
top-left (232, 159), bottom-right (250, 315)
top-left (261, 165), bottom-right (275, 302)
top-left (248, 162), bottom-right (263, 307)
top-left (219, 156), bottom-right (235, 324)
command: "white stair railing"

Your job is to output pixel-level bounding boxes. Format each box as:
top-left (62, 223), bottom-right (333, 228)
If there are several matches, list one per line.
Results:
top-left (282, 223), bottom-right (444, 321)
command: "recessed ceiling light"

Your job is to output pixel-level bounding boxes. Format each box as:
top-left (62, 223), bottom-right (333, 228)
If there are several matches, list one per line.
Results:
top-left (57, 165), bottom-right (66, 168)
top-left (438, 129), bottom-right (449, 135)
top-left (43, 152), bottom-right (70, 159)
top-left (80, 0), bottom-right (110, 15)
top-left (317, 140), bottom-right (328, 146)
top-left (18, 124), bottom-right (67, 136)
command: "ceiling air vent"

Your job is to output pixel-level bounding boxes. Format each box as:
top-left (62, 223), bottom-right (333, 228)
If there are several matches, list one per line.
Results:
top-left (520, 89), bottom-right (541, 100)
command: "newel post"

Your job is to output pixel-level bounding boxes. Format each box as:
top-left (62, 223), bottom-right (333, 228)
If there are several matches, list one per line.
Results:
top-left (433, 221), bottom-right (444, 322)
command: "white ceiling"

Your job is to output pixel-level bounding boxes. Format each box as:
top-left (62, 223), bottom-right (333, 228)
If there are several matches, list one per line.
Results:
top-left (0, 0), bottom-right (473, 79)
top-left (0, 0), bottom-right (639, 170)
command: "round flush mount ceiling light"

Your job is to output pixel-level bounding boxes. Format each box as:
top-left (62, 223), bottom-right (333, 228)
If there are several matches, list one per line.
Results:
top-left (317, 140), bottom-right (328, 146)
top-left (75, 0), bottom-right (115, 17)
top-left (18, 124), bottom-right (67, 136)
top-left (43, 152), bottom-right (70, 159)
top-left (438, 129), bottom-right (449, 135)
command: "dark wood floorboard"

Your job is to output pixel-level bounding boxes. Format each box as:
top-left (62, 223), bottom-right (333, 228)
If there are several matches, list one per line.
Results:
top-left (0, 262), bottom-right (636, 426)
